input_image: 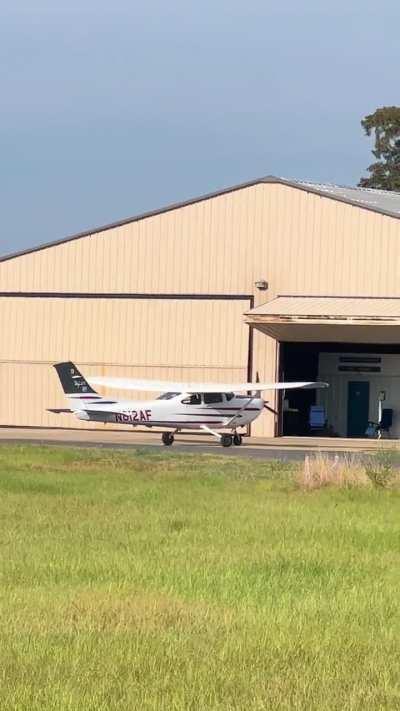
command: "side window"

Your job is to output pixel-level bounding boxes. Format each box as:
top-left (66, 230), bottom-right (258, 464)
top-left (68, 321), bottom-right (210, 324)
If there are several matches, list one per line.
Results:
top-left (181, 394), bottom-right (202, 405)
top-left (204, 393), bottom-right (223, 404)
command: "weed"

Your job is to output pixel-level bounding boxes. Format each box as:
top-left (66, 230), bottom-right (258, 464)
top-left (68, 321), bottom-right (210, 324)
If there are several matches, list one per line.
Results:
top-left (365, 449), bottom-right (399, 488)
top-left (296, 453), bottom-right (369, 490)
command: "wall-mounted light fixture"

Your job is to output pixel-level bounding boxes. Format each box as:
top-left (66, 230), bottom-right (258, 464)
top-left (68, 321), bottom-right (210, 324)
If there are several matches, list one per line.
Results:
top-left (254, 279), bottom-right (268, 291)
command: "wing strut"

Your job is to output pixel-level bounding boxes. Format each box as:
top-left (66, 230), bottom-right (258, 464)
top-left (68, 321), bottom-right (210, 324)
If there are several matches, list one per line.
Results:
top-left (264, 403), bottom-right (279, 415)
top-left (224, 396), bottom-right (256, 429)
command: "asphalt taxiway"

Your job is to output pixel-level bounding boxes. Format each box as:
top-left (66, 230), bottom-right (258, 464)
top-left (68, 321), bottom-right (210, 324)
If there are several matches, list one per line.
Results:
top-left (0, 427), bottom-right (393, 461)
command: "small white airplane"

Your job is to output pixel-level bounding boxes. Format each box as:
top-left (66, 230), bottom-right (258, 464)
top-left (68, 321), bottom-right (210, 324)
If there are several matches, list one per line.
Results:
top-left (51, 361), bottom-right (328, 447)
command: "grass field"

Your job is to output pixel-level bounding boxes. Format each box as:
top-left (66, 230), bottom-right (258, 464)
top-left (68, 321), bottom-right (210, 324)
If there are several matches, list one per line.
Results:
top-left (0, 445), bottom-right (399, 710)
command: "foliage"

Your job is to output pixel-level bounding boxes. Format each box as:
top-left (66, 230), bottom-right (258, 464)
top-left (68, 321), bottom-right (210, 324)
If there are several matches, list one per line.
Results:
top-left (365, 448), bottom-right (399, 488)
top-left (0, 445), bottom-right (399, 710)
top-left (358, 106), bottom-right (400, 191)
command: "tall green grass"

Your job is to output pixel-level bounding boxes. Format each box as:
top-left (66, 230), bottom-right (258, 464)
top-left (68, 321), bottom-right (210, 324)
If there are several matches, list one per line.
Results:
top-left (0, 445), bottom-right (399, 709)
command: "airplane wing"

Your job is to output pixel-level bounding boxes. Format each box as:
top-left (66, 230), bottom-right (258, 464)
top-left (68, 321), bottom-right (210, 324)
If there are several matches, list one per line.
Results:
top-left (87, 376), bottom-right (329, 393)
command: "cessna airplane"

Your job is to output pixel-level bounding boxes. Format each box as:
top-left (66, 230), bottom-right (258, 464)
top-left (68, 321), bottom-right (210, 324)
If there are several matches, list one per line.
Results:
top-left (52, 361), bottom-right (328, 447)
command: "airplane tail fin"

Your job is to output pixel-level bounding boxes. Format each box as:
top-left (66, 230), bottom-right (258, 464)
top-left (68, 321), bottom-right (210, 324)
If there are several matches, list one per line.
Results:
top-left (53, 361), bottom-right (99, 410)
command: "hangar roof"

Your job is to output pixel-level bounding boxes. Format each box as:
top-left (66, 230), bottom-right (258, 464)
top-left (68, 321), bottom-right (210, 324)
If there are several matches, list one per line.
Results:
top-left (2, 175), bottom-right (400, 263)
top-left (285, 179), bottom-right (400, 217)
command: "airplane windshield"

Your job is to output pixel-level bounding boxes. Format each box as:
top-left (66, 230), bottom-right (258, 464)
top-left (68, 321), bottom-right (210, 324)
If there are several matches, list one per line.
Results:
top-left (157, 392), bottom-right (180, 400)
top-left (203, 393), bottom-right (223, 404)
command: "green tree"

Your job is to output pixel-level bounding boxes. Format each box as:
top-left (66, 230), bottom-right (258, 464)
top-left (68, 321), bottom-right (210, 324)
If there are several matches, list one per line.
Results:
top-left (358, 106), bottom-right (400, 191)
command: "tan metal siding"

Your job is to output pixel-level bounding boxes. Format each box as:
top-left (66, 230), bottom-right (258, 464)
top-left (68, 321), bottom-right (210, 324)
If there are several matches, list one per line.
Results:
top-left (0, 298), bottom-right (249, 366)
top-left (250, 328), bottom-right (278, 437)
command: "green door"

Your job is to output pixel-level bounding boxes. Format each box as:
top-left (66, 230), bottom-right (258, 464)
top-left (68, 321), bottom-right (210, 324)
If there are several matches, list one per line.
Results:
top-left (347, 381), bottom-right (370, 437)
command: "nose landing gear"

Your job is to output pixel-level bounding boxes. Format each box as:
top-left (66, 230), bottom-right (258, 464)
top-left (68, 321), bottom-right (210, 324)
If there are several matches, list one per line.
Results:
top-left (220, 434), bottom-right (233, 447)
top-left (220, 433), bottom-right (243, 447)
top-left (199, 425), bottom-right (245, 447)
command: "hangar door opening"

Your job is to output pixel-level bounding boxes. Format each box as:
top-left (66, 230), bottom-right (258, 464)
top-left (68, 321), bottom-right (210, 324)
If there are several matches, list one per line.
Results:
top-left (280, 343), bottom-right (400, 438)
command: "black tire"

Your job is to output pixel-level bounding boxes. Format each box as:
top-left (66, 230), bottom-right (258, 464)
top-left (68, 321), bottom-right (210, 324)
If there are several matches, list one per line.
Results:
top-left (233, 434), bottom-right (243, 446)
top-left (221, 434), bottom-right (232, 447)
top-left (162, 432), bottom-right (174, 446)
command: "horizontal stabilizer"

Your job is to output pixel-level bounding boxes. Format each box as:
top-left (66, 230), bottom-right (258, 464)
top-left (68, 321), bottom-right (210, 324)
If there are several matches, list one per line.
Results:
top-left (47, 408), bottom-right (72, 414)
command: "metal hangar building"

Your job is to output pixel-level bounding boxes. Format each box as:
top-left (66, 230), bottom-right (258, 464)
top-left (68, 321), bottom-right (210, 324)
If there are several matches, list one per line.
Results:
top-left (1, 175), bottom-right (400, 438)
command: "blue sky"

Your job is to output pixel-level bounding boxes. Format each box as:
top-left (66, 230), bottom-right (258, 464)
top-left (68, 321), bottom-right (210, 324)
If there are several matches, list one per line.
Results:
top-left (1, 0), bottom-right (398, 255)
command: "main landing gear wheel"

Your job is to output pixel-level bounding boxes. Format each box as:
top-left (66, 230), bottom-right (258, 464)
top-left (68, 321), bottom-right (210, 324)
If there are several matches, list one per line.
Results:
top-left (162, 432), bottom-right (174, 446)
top-left (220, 434), bottom-right (233, 447)
top-left (233, 433), bottom-right (243, 446)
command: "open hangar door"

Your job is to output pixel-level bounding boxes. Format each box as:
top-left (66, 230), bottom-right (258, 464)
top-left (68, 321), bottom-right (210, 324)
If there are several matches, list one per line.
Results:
top-left (279, 342), bottom-right (319, 435)
top-left (279, 343), bottom-right (400, 437)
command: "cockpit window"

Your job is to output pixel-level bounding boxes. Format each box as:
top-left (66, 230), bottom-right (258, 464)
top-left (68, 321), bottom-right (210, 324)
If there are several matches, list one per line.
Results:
top-left (226, 392), bottom-right (234, 401)
top-left (203, 393), bottom-right (223, 404)
top-left (158, 392), bottom-right (180, 400)
top-left (181, 394), bottom-right (202, 405)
